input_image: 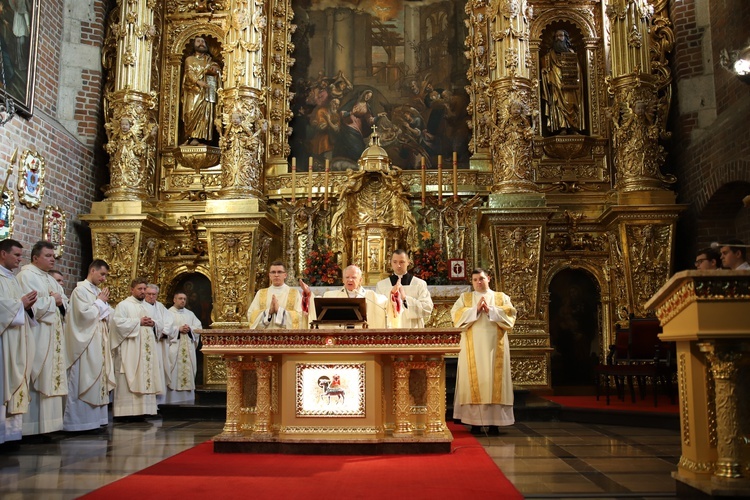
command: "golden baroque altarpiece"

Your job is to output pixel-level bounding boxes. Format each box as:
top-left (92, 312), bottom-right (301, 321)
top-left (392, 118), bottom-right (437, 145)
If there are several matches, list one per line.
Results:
top-left (83, 0), bottom-right (684, 391)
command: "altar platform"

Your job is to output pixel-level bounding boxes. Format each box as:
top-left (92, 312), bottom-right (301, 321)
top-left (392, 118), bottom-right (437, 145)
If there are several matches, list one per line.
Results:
top-left (200, 327), bottom-right (462, 454)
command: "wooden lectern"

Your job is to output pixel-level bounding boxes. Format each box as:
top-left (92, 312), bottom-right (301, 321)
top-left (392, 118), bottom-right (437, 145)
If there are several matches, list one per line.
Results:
top-left (645, 270), bottom-right (750, 497)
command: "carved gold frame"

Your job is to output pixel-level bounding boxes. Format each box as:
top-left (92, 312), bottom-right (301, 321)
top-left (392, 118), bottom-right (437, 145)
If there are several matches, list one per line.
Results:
top-left (0, 190), bottom-right (15, 240)
top-left (296, 362), bottom-right (365, 417)
top-left (42, 205), bottom-right (67, 258)
top-left (17, 149), bottom-right (45, 208)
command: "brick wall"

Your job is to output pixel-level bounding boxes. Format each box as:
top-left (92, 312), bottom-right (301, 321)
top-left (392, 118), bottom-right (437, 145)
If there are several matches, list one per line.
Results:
top-left (0, 0), bottom-right (108, 293)
top-left (669, 0), bottom-right (750, 269)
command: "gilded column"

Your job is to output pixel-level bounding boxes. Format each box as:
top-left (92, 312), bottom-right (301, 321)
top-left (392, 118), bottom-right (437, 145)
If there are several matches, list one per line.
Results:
top-left (464, 0), bottom-right (491, 169)
top-left (103, 0), bottom-right (159, 201)
top-left (425, 358), bottom-right (444, 435)
top-left (701, 342), bottom-right (749, 480)
top-left (487, 0), bottom-right (535, 193)
top-left (606, 0), bottom-right (675, 192)
top-left (217, 0), bottom-right (269, 198)
top-left (392, 358), bottom-right (413, 437)
top-left (254, 358), bottom-right (273, 436)
top-left (222, 357), bottom-right (243, 435)
top-left (265, 0), bottom-right (295, 175)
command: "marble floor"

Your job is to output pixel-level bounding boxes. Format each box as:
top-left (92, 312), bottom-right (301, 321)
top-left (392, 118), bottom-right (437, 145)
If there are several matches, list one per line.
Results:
top-left (0, 417), bottom-right (683, 499)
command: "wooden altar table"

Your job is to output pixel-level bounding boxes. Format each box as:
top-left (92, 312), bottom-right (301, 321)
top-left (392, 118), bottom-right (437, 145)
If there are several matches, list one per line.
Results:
top-left (200, 328), bottom-right (462, 454)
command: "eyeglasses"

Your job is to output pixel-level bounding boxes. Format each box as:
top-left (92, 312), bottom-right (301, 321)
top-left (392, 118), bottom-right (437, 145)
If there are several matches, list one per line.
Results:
top-left (694, 258), bottom-right (708, 266)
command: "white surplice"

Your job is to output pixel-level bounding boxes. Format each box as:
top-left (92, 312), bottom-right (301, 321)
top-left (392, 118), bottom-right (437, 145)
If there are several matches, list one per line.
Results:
top-left (17, 264), bottom-right (68, 435)
top-left (166, 306), bottom-right (202, 403)
top-left (111, 296), bottom-right (163, 417)
top-left (0, 265), bottom-right (33, 442)
top-left (247, 285), bottom-right (311, 329)
top-left (150, 301), bottom-right (176, 405)
top-left (62, 279), bottom-right (116, 431)
top-left (375, 274), bottom-right (433, 328)
top-left (452, 290), bottom-right (517, 427)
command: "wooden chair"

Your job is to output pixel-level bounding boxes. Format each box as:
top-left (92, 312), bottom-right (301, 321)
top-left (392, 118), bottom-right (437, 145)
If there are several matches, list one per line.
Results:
top-left (595, 319), bottom-right (676, 406)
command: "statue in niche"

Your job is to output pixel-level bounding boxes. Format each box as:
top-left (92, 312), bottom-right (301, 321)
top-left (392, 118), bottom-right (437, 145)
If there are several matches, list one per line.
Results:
top-left (541, 29), bottom-right (584, 134)
top-left (181, 36), bottom-right (222, 145)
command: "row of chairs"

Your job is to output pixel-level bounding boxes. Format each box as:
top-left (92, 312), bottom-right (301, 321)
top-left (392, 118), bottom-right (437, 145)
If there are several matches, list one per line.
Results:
top-left (594, 318), bottom-right (676, 406)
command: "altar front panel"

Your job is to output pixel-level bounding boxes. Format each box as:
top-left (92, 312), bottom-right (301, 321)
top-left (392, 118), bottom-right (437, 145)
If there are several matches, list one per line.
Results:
top-left (202, 328), bottom-right (461, 453)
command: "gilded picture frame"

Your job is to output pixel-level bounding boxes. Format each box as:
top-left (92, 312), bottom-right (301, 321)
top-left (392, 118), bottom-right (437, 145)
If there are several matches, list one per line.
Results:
top-left (0, 189), bottom-right (15, 240)
top-left (42, 205), bottom-right (66, 257)
top-left (0, 0), bottom-right (41, 116)
top-left (296, 362), bottom-right (366, 417)
top-left (17, 148), bottom-right (44, 208)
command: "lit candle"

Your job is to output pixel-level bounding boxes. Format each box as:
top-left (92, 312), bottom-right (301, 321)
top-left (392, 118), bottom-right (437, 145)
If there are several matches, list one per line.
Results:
top-left (452, 151), bottom-right (458, 201)
top-left (291, 157), bottom-right (296, 202)
top-left (307, 157), bottom-right (313, 206)
top-left (437, 155), bottom-right (443, 205)
top-left (324, 159), bottom-right (330, 208)
top-left (420, 156), bottom-right (426, 206)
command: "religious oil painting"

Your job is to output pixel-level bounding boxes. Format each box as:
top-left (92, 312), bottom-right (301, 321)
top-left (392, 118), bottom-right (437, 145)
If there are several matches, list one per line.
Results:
top-left (0, 0), bottom-right (41, 116)
top-left (17, 148), bottom-right (43, 208)
top-left (296, 363), bottom-right (365, 417)
top-left (289, 0), bottom-right (471, 172)
top-left (0, 190), bottom-right (14, 240)
top-left (42, 205), bottom-right (66, 258)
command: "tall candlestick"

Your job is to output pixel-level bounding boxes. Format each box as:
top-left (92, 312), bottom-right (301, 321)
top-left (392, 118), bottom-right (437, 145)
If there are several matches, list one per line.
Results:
top-left (437, 155), bottom-right (443, 205)
top-left (291, 157), bottom-right (296, 202)
top-left (420, 156), bottom-right (426, 206)
top-left (452, 151), bottom-right (458, 201)
top-left (324, 159), bottom-right (330, 208)
top-left (307, 157), bottom-right (313, 206)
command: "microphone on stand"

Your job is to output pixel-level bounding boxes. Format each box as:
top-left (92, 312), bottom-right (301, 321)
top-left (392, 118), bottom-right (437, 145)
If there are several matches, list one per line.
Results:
top-left (710, 242), bottom-right (750, 249)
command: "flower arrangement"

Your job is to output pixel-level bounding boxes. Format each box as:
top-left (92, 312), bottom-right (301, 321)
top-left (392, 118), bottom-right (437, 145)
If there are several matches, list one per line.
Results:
top-left (411, 237), bottom-right (449, 285)
top-left (303, 245), bottom-right (342, 286)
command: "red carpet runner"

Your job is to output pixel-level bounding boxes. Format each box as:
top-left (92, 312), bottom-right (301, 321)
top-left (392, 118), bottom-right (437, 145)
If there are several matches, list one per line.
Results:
top-left (83, 422), bottom-right (523, 499)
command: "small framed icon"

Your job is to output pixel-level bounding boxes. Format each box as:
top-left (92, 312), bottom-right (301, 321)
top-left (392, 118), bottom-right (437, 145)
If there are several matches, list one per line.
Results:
top-left (42, 205), bottom-right (66, 258)
top-left (448, 258), bottom-right (466, 281)
top-left (18, 149), bottom-right (45, 208)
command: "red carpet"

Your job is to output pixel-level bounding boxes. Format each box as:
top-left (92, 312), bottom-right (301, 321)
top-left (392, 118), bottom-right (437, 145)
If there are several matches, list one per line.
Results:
top-left (543, 394), bottom-right (678, 414)
top-left (83, 423), bottom-right (523, 500)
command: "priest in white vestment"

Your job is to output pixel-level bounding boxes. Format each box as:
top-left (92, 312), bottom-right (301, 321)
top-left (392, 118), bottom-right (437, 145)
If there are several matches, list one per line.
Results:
top-left (323, 265), bottom-right (387, 328)
top-left (63, 259), bottom-right (116, 431)
top-left (167, 292), bottom-right (202, 403)
top-left (145, 284), bottom-right (176, 405)
top-left (0, 239), bottom-right (36, 443)
top-left (375, 249), bottom-right (433, 328)
top-left (452, 268), bottom-right (517, 435)
top-left (111, 278), bottom-right (163, 418)
top-left (247, 260), bottom-right (314, 329)
top-left (17, 241), bottom-right (68, 435)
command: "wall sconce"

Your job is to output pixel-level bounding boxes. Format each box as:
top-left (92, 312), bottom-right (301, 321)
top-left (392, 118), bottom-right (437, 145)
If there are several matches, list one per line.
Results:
top-left (720, 44), bottom-right (750, 83)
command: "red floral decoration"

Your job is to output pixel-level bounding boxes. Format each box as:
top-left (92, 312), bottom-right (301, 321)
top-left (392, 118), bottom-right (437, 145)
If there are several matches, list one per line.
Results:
top-left (303, 245), bottom-right (342, 286)
top-left (411, 238), bottom-right (449, 285)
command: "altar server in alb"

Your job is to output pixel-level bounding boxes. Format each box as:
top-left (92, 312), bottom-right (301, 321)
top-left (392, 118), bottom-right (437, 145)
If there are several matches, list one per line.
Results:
top-left (323, 265), bottom-right (387, 328)
top-left (144, 284), bottom-right (175, 405)
top-left (63, 259), bottom-right (116, 432)
top-left (452, 268), bottom-right (517, 435)
top-left (0, 239), bottom-right (35, 444)
top-left (167, 291), bottom-right (202, 403)
top-left (17, 241), bottom-right (68, 436)
top-left (111, 278), bottom-right (163, 418)
top-left (247, 261), bottom-right (314, 329)
top-left (375, 249), bottom-right (433, 328)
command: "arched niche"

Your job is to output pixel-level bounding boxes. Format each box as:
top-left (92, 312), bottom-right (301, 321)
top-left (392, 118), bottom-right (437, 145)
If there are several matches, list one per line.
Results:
top-left (547, 267), bottom-right (602, 390)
